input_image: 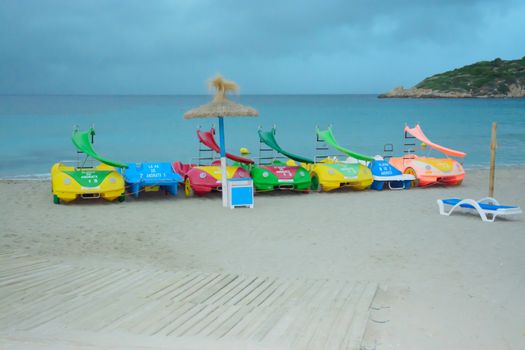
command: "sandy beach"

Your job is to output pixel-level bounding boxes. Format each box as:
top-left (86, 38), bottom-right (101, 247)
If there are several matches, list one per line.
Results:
top-left (1, 167), bottom-right (524, 349)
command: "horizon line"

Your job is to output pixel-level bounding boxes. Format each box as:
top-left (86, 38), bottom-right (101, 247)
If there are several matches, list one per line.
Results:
top-left (0, 93), bottom-right (382, 97)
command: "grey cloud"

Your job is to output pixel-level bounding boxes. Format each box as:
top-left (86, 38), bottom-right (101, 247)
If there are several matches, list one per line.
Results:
top-left (0, 0), bottom-right (523, 94)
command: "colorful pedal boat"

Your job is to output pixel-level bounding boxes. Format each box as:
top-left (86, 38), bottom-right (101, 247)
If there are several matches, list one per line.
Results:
top-left (368, 159), bottom-right (414, 190)
top-left (173, 161), bottom-right (250, 197)
top-left (173, 127), bottom-right (253, 197)
top-left (389, 124), bottom-right (466, 187)
top-left (122, 162), bottom-right (183, 198)
top-left (252, 129), bottom-right (312, 192)
top-left (51, 162), bottom-right (125, 203)
top-left (389, 156), bottom-right (465, 187)
top-left (51, 127), bottom-right (127, 204)
top-left (249, 160), bottom-right (311, 192)
top-left (305, 158), bottom-right (373, 192)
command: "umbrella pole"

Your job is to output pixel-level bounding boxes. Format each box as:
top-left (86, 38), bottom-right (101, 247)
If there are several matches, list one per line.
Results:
top-left (218, 117), bottom-right (228, 207)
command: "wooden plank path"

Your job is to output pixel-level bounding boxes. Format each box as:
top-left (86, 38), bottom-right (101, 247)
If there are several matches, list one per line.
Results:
top-left (0, 254), bottom-right (378, 349)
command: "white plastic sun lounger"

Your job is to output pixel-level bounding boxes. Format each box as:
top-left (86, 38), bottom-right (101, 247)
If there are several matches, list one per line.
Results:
top-left (437, 197), bottom-right (522, 222)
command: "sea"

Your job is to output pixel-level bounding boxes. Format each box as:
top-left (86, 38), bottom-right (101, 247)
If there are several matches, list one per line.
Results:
top-left (0, 94), bottom-right (524, 178)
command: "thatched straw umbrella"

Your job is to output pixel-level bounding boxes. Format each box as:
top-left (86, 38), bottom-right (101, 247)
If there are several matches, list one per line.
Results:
top-left (184, 75), bottom-right (258, 207)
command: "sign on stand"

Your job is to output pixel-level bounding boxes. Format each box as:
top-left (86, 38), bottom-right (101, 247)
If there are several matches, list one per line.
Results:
top-left (227, 178), bottom-right (254, 209)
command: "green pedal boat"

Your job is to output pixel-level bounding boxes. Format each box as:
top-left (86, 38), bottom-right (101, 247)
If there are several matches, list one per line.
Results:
top-left (246, 127), bottom-right (311, 192)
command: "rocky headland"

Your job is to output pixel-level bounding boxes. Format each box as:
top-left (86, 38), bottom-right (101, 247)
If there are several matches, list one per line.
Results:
top-left (380, 57), bottom-right (525, 98)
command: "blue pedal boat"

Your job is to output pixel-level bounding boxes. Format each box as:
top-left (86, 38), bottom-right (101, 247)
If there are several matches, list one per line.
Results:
top-left (122, 162), bottom-right (183, 198)
top-left (368, 159), bottom-right (414, 191)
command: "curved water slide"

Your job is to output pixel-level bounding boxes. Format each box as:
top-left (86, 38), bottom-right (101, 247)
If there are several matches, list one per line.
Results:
top-left (197, 128), bottom-right (254, 164)
top-left (258, 128), bottom-right (314, 164)
top-left (72, 128), bottom-right (128, 168)
top-left (316, 128), bottom-right (374, 162)
top-left (405, 124), bottom-right (466, 157)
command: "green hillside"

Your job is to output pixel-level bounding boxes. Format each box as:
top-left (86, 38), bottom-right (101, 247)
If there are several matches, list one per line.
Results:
top-left (416, 57), bottom-right (525, 95)
top-left (380, 57), bottom-right (525, 98)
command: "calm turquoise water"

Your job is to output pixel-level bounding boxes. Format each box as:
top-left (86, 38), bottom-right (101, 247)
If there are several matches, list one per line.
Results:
top-left (0, 95), bottom-right (524, 177)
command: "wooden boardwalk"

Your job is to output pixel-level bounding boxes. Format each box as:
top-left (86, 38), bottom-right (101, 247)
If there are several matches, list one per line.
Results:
top-left (0, 253), bottom-right (378, 349)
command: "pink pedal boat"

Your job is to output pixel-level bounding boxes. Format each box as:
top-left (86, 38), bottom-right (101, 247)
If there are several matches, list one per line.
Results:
top-left (389, 124), bottom-right (466, 187)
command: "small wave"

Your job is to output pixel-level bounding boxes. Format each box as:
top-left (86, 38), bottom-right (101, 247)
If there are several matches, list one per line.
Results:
top-left (464, 163), bottom-right (525, 170)
top-left (0, 173), bottom-right (51, 181)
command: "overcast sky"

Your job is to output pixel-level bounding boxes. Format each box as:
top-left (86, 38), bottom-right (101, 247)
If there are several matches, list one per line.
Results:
top-left (1, 0), bottom-right (524, 94)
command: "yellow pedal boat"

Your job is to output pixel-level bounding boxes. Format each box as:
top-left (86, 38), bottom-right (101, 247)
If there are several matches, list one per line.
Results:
top-left (51, 127), bottom-right (127, 204)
